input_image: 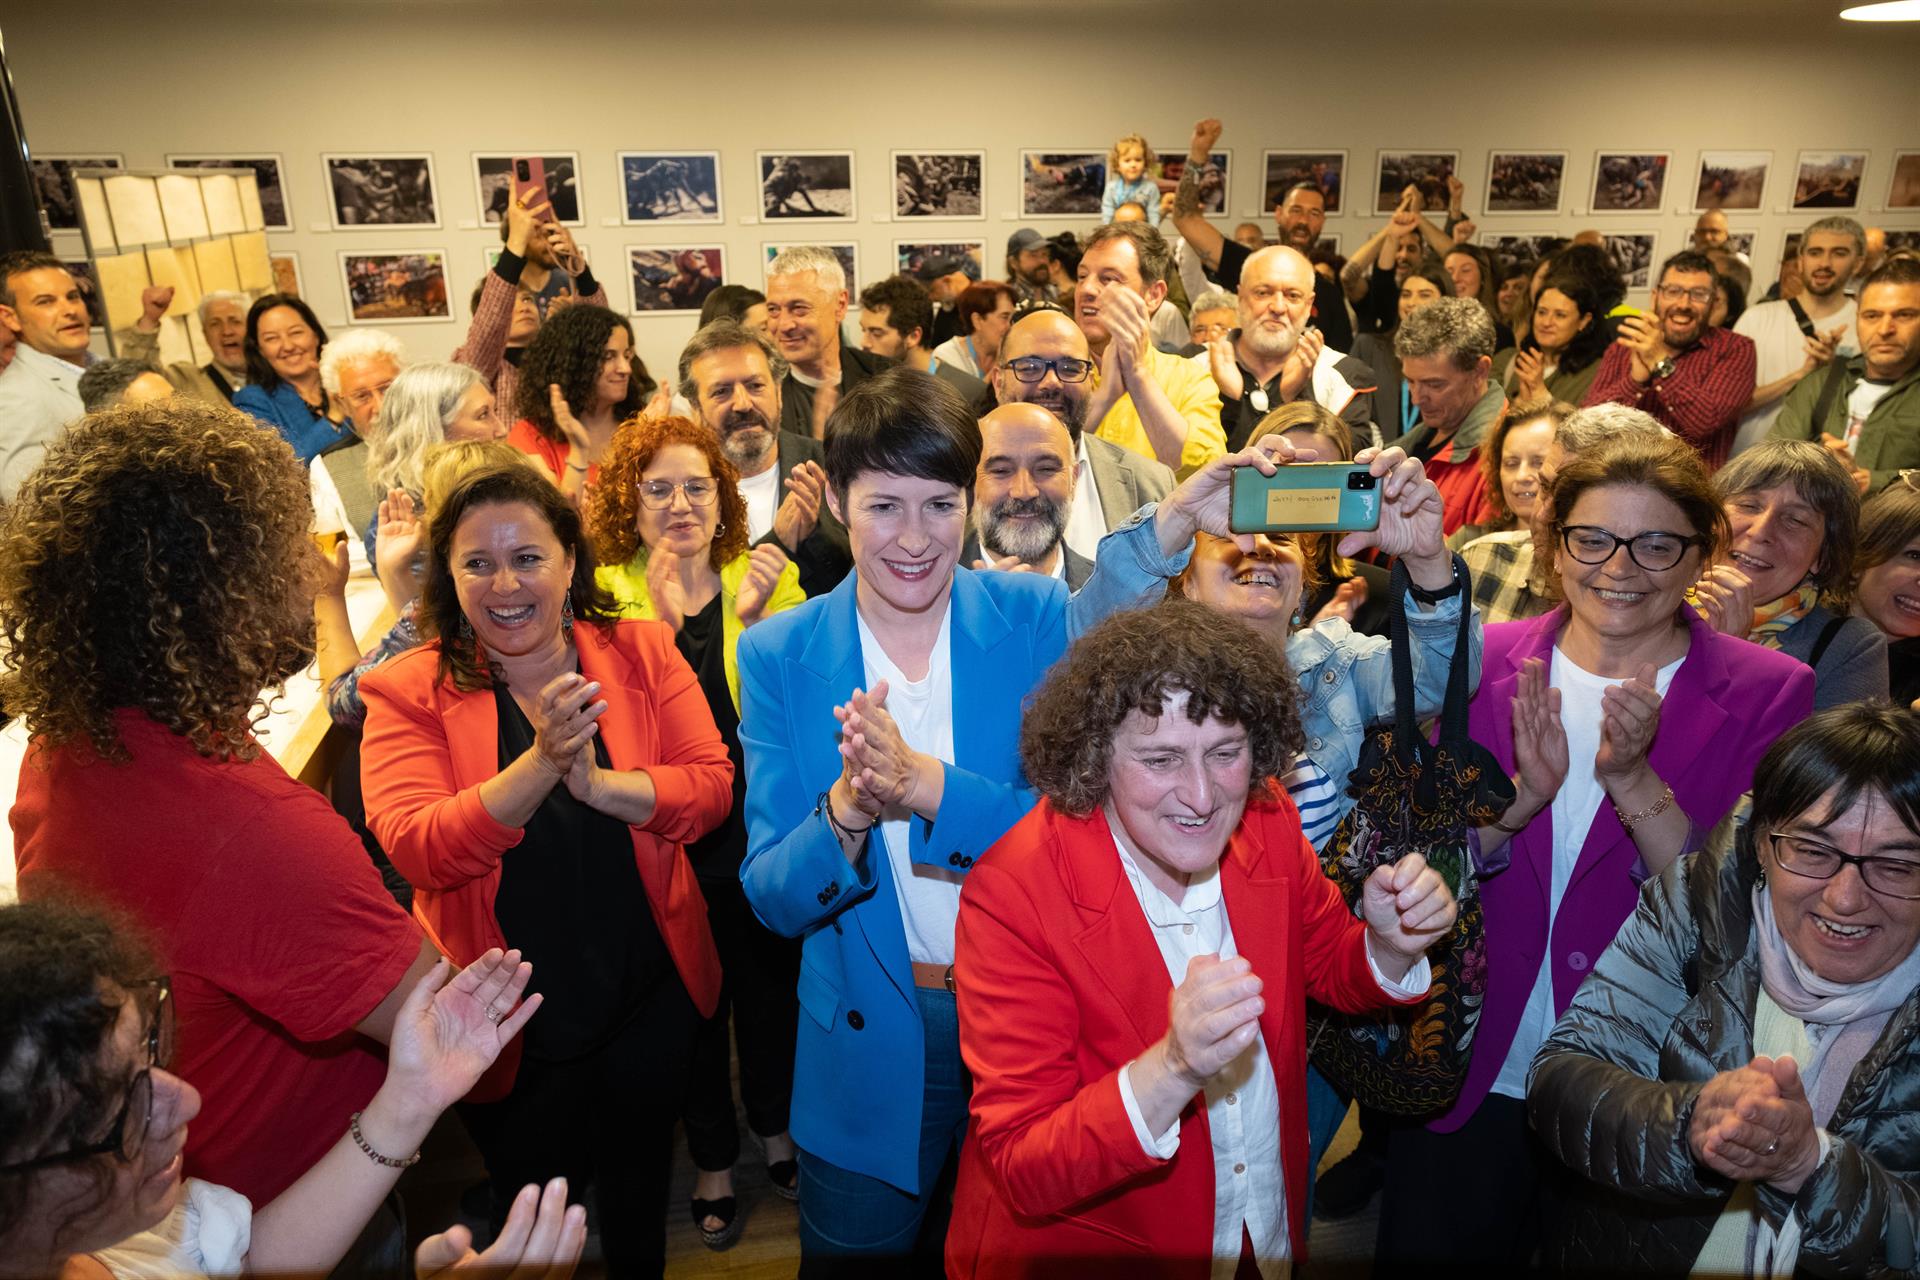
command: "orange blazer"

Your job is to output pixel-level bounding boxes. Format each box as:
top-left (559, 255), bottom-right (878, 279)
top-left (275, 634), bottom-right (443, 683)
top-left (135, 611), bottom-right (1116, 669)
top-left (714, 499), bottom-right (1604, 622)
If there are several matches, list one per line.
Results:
top-left (947, 789), bottom-right (1412, 1277)
top-left (359, 619), bottom-right (730, 1097)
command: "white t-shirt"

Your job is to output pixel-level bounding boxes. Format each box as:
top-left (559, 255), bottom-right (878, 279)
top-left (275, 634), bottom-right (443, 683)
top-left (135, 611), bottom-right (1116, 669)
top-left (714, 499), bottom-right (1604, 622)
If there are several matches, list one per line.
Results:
top-left (1490, 645), bottom-right (1682, 1100)
top-left (1730, 298), bottom-right (1858, 456)
top-left (1844, 378), bottom-right (1899, 453)
top-left (738, 461), bottom-right (780, 543)
top-left (1064, 434), bottom-right (1111, 562)
top-left (856, 604), bottom-right (962, 965)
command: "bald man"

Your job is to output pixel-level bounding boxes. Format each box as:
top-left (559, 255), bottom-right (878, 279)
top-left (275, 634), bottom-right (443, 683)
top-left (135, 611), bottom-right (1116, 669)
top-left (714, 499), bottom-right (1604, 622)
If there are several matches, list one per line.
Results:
top-left (994, 307), bottom-right (1174, 560)
top-left (1692, 209), bottom-right (1730, 254)
top-left (1196, 244), bottom-right (1378, 451)
top-left (963, 402), bottom-right (1092, 587)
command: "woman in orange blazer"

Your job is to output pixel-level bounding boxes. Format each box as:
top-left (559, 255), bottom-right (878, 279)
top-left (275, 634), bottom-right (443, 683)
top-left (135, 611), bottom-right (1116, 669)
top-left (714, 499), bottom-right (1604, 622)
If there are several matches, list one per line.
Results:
top-left (359, 457), bottom-right (731, 1278)
top-left (947, 602), bottom-right (1458, 1278)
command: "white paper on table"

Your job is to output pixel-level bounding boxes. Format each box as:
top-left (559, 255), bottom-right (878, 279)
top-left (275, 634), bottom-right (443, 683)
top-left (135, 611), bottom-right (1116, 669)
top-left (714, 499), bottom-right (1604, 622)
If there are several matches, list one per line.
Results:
top-left (93, 251), bottom-right (152, 332)
top-left (75, 178), bottom-right (116, 252)
top-left (193, 238), bottom-right (240, 295)
top-left (232, 231), bottom-right (274, 292)
top-left (104, 174), bottom-right (167, 247)
top-left (156, 174), bottom-right (211, 241)
top-left (200, 173), bottom-right (245, 237)
top-left (237, 173), bottom-right (265, 232)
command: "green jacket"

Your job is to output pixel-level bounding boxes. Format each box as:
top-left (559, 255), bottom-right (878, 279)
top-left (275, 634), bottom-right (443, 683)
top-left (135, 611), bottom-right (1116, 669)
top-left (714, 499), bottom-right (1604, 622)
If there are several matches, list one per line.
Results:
top-left (1769, 355), bottom-right (1920, 495)
top-left (1528, 825), bottom-right (1920, 1276)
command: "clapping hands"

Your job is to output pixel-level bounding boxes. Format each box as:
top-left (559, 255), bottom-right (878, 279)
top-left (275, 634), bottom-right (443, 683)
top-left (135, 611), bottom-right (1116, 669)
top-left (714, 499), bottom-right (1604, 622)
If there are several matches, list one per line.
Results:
top-left (1689, 1054), bottom-right (1822, 1193)
top-left (833, 683), bottom-right (930, 819)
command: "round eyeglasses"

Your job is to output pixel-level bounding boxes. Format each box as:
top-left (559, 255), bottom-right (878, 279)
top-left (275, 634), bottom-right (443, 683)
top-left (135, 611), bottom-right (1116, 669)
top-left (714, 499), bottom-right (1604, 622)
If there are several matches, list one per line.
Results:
top-left (637, 479), bottom-right (718, 510)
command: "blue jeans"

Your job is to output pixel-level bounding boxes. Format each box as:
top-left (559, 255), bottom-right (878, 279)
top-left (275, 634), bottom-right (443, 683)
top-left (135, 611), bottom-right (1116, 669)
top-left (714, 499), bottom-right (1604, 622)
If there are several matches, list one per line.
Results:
top-left (797, 987), bottom-right (969, 1270)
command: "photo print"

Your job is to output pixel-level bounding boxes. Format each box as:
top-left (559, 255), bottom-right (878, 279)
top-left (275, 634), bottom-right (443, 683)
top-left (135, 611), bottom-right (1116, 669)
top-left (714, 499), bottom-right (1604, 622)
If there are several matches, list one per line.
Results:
top-left (167, 155), bottom-right (291, 229)
top-left (473, 153), bottom-right (581, 224)
top-left (628, 246), bottom-right (724, 314)
top-left (620, 152), bottom-right (721, 224)
top-left (1375, 151), bottom-right (1457, 212)
top-left (338, 251), bottom-right (451, 322)
top-left (1157, 146), bottom-right (1230, 215)
top-left (1791, 151), bottom-right (1867, 210)
top-left (895, 241), bottom-right (985, 281)
top-left (1693, 150), bottom-right (1770, 212)
top-left (270, 252), bottom-right (302, 297)
top-left (1603, 233), bottom-right (1659, 290)
top-left (1591, 152), bottom-right (1669, 212)
top-left (62, 260), bottom-right (106, 329)
top-left (1485, 152), bottom-right (1566, 214)
top-left (1888, 152), bottom-right (1920, 210)
top-left (29, 154), bottom-right (122, 231)
top-left (1262, 151), bottom-right (1345, 215)
top-left (324, 155), bottom-right (439, 228)
top-left (1479, 231), bottom-right (1567, 265)
top-left (757, 152), bottom-right (855, 221)
top-left (1021, 151), bottom-right (1106, 217)
top-left (893, 151), bottom-right (984, 219)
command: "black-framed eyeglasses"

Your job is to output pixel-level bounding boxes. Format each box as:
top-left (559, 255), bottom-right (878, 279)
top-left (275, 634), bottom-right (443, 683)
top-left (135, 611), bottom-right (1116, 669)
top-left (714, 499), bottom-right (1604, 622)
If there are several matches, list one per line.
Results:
top-left (1559, 525), bottom-right (1702, 573)
top-left (1769, 831), bottom-right (1920, 901)
top-left (637, 479), bottom-right (718, 510)
top-left (1003, 356), bottom-right (1094, 384)
top-left (0, 978), bottom-right (172, 1175)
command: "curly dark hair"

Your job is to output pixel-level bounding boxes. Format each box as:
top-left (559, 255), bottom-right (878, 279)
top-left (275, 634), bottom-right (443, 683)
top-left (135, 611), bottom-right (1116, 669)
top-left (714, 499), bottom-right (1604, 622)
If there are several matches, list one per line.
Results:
top-left (0, 899), bottom-right (157, 1248)
top-left (587, 415), bottom-right (749, 571)
top-left (420, 459), bottom-right (619, 690)
top-left (0, 401), bottom-right (318, 763)
top-left (510, 304), bottom-right (641, 442)
top-left (1019, 600), bottom-right (1306, 816)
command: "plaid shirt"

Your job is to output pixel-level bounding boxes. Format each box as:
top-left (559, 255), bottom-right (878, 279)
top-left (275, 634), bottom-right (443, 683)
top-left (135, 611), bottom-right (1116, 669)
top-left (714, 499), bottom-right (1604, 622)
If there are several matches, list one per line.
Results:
top-left (451, 254), bottom-right (608, 422)
top-left (1459, 529), bottom-right (1557, 626)
top-left (1583, 326), bottom-right (1756, 469)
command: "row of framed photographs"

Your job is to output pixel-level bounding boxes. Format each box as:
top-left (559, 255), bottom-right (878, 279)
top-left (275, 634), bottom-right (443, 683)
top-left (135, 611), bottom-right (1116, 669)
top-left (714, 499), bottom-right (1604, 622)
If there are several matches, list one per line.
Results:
top-left (34, 148), bottom-right (1920, 237)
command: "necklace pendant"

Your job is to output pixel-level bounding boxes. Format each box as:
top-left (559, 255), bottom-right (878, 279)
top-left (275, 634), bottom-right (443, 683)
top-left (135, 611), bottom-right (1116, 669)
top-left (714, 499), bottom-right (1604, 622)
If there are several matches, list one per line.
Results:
top-left (1249, 388), bottom-right (1269, 413)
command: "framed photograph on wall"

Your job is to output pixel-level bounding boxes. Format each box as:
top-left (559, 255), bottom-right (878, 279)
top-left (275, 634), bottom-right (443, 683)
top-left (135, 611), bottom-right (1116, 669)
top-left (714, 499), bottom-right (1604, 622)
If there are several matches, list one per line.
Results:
top-left (1314, 233), bottom-right (1342, 256)
top-left (472, 152), bottom-right (581, 225)
top-left (338, 250), bottom-right (451, 322)
top-left (757, 152), bottom-right (855, 221)
top-left (1374, 150), bottom-right (1457, 212)
top-left (763, 242), bottom-right (858, 292)
top-left (1602, 232), bottom-right (1660, 291)
top-left (1020, 150), bottom-right (1106, 217)
top-left (63, 260), bottom-right (106, 329)
top-left (1261, 151), bottom-right (1345, 215)
top-left (1724, 230), bottom-right (1758, 258)
top-left (627, 246), bottom-right (724, 314)
top-left (893, 151), bottom-right (984, 220)
top-left (1692, 150), bottom-right (1770, 212)
top-left (1884, 230), bottom-right (1920, 253)
top-left (1589, 152), bottom-right (1669, 213)
top-left (895, 240), bottom-right (985, 281)
top-left (1887, 152), bottom-right (1920, 210)
top-left (1485, 151), bottom-right (1566, 214)
top-left (619, 152), bottom-right (722, 224)
top-left (1155, 146), bottom-right (1230, 215)
top-left (1791, 150), bottom-right (1867, 210)
top-left (166, 155), bottom-right (291, 230)
top-left (322, 154), bottom-right (439, 229)
top-left (270, 252), bottom-right (302, 297)
top-left (29, 154), bottom-right (123, 231)
top-left (1478, 231), bottom-right (1567, 265)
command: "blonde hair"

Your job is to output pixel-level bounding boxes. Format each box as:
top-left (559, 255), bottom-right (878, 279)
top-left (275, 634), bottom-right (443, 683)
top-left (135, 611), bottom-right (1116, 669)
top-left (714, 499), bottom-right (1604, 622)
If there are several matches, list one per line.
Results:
top-left (1109, 134), bottom-right (1156, 172)
top-left (421, 441), bottom-right (532, 517)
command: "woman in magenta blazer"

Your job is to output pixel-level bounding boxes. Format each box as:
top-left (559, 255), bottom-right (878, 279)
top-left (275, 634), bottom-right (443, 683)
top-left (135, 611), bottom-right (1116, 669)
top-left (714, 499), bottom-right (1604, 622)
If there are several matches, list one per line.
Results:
top-left (1373, 421), bottom-right (1815, 1269)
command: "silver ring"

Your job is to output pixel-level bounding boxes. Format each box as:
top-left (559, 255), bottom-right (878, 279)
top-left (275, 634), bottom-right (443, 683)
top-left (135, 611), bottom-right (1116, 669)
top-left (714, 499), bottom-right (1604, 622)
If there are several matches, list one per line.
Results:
top-left (485, 1006), bottom-right (504, 1024)
top-left (1765, 1139), bottom-right (1779, 1155)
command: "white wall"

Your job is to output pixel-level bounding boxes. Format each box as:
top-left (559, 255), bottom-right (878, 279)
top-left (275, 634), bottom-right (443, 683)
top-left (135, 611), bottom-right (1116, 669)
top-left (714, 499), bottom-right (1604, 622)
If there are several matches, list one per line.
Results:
top-left (9, 0), bottom-right (1919, 380)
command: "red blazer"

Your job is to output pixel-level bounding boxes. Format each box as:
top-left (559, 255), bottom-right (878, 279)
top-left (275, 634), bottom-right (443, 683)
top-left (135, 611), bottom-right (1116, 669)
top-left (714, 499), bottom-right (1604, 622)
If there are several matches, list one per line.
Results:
top-left (359, 619), bottom-right (729, 1097)
top-left (947, 789), bottom-right (1413, 1278)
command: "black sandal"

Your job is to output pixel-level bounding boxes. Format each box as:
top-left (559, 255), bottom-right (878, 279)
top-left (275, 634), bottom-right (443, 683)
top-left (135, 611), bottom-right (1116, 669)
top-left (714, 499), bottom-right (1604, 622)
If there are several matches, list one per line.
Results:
top-left (768, 1159), bottom-right (799, 1202)
top-left (692, 1195), bottom-right (743, 1250)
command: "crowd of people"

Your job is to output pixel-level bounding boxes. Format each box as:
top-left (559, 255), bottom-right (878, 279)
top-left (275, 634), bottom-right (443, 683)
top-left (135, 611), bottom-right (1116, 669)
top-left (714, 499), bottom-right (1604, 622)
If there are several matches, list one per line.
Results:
top-left (3, 109), bottom-right (1920, 1280)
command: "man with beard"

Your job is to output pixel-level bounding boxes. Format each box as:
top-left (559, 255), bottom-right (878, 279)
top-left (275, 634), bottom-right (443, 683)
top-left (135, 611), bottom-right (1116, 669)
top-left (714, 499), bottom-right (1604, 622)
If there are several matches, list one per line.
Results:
top-left (1005, 228), bottom-right (1055, 306)
top-left (1730, 216), bottom-right (1864, 454)
top-left (1167, 118), bottom-right (1353, 353)
top-left (680, 318), bottom-right (851, 595)
top-left (855, 275), bottom-right (993, 414)
top-left (766, 245), bottom-right (893, 439)
top-left (495, 188), bottom-right (598, 318)
top-left (995, 306), bottom-right (1173, 561)
top-left (1197, 245), bottom-right (1377, 452)
top-left (115, 287), bottom-right (251, 404)
top-left (1584, 251), bottom-right (1757, 469)
top-left (456, 194), bottom-right (608, 414)
top-left (1390, 297), bottom-right (1505, 536)
top-left (962, 402), bottom-right (1092, 588)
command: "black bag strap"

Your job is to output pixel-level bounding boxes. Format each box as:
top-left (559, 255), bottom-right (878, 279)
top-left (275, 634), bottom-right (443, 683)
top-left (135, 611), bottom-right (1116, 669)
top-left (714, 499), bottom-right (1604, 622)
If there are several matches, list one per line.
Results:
top-left (1786, 297), bottom-right (1819, 339)
top-left (1809, 359), bottom-right (1851, 436)
top-left (1806, 613), bottom-right (1849, 670)
top-left (1387, 552), bottom-right (1475, 758)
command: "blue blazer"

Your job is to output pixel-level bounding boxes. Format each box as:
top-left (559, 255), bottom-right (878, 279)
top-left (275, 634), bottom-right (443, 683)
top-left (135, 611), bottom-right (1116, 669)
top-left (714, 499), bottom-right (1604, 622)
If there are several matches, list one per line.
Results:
top-left (738, 514), bottom-right (1183, 1193)
top-left (232, 381), bottom-right (353, 464)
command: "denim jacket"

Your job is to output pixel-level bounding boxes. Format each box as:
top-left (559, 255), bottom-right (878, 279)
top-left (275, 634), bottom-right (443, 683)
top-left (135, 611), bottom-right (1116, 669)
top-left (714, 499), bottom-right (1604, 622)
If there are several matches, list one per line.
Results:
top-left (1282, 591), bottom-right (1482, 834)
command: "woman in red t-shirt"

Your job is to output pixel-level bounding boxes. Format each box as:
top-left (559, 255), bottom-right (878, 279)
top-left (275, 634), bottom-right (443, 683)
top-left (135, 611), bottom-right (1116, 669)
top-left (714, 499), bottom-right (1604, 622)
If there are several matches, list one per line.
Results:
top-left (506, 303), bottom-right (644, 506)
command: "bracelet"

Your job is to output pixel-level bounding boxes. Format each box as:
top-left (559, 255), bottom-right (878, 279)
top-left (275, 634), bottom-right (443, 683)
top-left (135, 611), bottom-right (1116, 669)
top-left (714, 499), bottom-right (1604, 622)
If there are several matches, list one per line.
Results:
top-left (1614, 783), bottom-right (1675, 832)
top-left (349, 1111), bottom-right (421, 1169)
top-left (817, 789), bottom-right (871, 844)
top-left (1488, 809), bottom-right (1530, 836)
top-left (1407, 576), bottom-right (1462, 605)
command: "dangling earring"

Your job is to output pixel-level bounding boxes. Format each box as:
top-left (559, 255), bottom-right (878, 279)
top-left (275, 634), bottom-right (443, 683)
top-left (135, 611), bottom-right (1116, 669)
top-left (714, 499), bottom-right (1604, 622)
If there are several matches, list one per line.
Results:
top-left (1291, 607), bottom-right (1304, 629)
top-left (561, 589), bottom-right (575, 636)
top-left (458, 614), bottom-right (474, 641)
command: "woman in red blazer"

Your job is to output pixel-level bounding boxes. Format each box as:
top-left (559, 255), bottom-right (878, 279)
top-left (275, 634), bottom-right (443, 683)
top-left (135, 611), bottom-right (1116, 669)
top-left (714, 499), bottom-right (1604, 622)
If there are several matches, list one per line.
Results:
top-left (359, 458), bottom-right (731, 1278)
top-left (947, 601), bottom-right (1458, 1278)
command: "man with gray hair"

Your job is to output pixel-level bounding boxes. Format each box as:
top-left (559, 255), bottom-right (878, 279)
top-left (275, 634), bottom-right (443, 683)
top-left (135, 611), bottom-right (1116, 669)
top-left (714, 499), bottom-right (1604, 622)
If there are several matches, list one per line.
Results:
top-left (114, 286), bottom-right (251, 404)
top-left (1729, 214), bottom-right (1865, 454)
top-left (1391, 295), bottom-right (1505, 535)
top-left (764, 245), bottom-right (893, 438)
top-left (314, 327), bottom-right (408, 561)
top-left (1459, 402), bottom-right (1672, 623)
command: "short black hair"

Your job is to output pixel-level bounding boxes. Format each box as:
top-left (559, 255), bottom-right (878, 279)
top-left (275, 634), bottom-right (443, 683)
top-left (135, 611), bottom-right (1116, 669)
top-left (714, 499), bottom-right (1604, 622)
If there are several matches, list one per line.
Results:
top-left (1750, 702), bottom-right (1920, 841)
top-left (0, 251), bottom-right (68, 309)
top-left (243, 292), bottom-right (329, 391)
top-left (822, 365), bottom-right (980, 500)
top-left (857, 276), bottom-right (933, 351)
top-left (1863, 257), bottom-right (1920, 293)
top-left (76, 358), bottom-right (153, 413)
top-left (1658, 249), bottom-right (1720, 289)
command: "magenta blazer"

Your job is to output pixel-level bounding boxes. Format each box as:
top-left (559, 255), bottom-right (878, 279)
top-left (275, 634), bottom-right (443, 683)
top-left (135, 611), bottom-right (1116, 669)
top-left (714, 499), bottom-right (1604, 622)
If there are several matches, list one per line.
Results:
top-left (1435, 604), bottom-right (1814, 1133)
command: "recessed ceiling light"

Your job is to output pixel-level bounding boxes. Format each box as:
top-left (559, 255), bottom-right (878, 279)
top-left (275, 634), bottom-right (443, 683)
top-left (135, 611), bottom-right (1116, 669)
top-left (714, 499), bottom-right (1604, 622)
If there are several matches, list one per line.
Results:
top-left (1840, 0), bottom-right (1920, 18)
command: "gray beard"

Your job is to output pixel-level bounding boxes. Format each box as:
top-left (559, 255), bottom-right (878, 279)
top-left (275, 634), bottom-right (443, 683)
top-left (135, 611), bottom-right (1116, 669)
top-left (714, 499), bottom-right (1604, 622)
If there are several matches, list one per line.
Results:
top-left (977, 500), bottom-right (1066, 562)
top-left (721, 425), bottom-right (776, 474)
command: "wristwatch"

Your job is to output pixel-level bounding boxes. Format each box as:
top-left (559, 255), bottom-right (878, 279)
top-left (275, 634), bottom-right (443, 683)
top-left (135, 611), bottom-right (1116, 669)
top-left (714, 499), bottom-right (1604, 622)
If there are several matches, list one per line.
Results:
top-left (1650, 356), bottom-right (1677, 381)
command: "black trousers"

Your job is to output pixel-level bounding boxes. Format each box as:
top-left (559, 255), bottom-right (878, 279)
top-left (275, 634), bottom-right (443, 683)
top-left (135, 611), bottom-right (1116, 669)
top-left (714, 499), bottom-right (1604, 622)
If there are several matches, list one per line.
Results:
top-left (682, 875), bottom-right (802, 1172)
top-left (461, 974), bottom-right (698, 1279)
top-left (1373, 1093), bottom-right (1565, 1273)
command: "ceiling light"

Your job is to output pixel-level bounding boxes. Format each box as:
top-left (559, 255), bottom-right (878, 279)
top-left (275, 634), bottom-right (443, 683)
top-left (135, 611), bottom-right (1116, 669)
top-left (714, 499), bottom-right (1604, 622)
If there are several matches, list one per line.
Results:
top-left (1840, 0), bottom-right (1920, 18)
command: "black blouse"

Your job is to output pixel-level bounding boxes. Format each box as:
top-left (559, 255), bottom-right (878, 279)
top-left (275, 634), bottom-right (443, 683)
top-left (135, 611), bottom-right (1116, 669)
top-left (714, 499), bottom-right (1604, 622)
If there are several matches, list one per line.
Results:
top-left (673, 595), bottom-right (749, 882)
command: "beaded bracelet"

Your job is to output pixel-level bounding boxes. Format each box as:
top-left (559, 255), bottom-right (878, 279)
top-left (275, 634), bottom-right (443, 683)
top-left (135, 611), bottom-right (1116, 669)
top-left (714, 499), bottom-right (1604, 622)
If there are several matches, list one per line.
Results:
top-left (816, 789), bottom-right (871, 844)
top-left (349, 1111), bottom-right (422, 1169)
top-left (1615, 783), bottom-right (1675, 833)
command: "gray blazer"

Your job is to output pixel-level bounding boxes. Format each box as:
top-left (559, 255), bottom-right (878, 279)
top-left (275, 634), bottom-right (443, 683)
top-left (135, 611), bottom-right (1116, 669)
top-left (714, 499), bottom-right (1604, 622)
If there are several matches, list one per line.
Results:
top-left (1084, 432), bottom-right (1174, 533)
top-left (757, 430), bottom-right (852, 598)
top-left (0, 347), bottom-right (86, 501)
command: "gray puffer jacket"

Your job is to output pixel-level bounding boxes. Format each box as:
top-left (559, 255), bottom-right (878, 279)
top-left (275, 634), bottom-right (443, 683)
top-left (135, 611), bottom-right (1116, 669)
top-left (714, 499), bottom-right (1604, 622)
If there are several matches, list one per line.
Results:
top-left (1527, 824), bottom-right (1920, 1277)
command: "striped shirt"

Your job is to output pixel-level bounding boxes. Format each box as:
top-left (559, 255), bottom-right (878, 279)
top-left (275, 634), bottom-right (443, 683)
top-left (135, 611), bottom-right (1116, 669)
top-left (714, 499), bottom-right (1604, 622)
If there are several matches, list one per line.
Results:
top-left (1286, 756), bottom-right (1343, 851)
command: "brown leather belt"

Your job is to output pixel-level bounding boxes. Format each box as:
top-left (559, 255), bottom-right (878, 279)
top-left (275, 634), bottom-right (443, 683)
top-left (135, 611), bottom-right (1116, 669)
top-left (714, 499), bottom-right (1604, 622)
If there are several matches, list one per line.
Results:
top-left (911, 962), bottom-right (956, 993)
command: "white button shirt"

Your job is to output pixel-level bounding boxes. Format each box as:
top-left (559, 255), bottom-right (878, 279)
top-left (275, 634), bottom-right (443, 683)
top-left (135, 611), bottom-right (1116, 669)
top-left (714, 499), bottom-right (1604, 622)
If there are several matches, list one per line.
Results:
top-left (1107, 810), bottom-right (1429, 1278)
top-left (1063, 434), bottom-right (1110, 562)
